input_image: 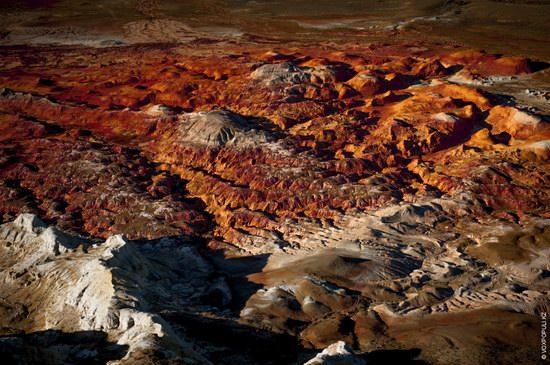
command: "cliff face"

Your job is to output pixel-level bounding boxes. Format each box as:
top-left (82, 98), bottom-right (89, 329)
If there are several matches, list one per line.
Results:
top-left (0, 43), bottom-right (548, 364)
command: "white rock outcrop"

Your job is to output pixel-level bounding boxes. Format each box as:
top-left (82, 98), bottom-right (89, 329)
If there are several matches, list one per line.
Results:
top-left (304, 341), bottom-right (366, 365)
top-left (0, 214), bottom-right (211, 364)
top-left (177, 109), bottom-right (271, 148)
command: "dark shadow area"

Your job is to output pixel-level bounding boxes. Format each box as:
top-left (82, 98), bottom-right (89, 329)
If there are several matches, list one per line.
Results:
top-left (366, 348), bottom-right (430, 365)
top-left (163, 308), bottom-right (431, 365)
top-left (0, 329), bottom-right (128, 365)
top-left (446, 64), bottom-right (464, 75)
top-left (492, 131), bottom-right (511, 144)
top-left (529, 60), bottom-right (550, 73)
top-left (204, 248), bottom-right (271, 312)
top-left (486, 92), bottom-right (517, 107)
top-left (162, 311), bottom-right (314, 365)
top-left (131, 233), bottom-right (269, 312)
top-left (383, 92), bottom-right (413, 104)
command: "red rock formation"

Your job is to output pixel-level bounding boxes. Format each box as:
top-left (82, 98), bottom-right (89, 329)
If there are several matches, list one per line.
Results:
top-left (0, 42), bottom-right (548, 365)
top-left (0, 43), bottom-right (548, 241)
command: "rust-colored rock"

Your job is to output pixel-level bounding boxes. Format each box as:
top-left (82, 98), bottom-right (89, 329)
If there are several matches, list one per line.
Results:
top-left (0, 41), bottom-right (548, 365)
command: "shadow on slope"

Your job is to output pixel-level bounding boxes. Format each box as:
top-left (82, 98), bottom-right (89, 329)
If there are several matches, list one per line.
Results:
top-left (0, 329), bottom-right (128, 365)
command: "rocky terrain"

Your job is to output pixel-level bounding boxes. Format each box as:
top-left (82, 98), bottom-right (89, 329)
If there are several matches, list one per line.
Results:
top-left (2, 1), bottom-right (550, 59)
top-left (0, 40), bottom-right (548, 364)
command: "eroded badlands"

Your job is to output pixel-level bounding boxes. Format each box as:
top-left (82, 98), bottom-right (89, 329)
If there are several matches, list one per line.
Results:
top-left (0, 43), bottom-right (548, 364)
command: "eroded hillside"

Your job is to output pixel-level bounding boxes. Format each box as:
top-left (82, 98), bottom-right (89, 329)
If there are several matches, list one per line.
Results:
top-left (0, 42), bottom-right (548, 364)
